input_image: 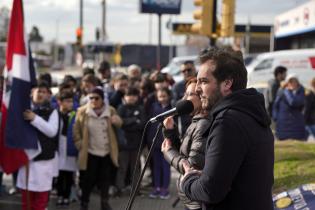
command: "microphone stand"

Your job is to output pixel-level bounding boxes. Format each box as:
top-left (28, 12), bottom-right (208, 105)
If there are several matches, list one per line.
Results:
top-left (130, 121), bottom-right (150, 193)
top-left (125, 122), bottom-right (163, 210)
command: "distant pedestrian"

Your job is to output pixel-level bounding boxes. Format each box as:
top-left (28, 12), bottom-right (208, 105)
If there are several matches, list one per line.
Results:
top-left (73, 87), bottom-right (122, 210)
top-left (265, 66), bottom-right (287, 117)
top-left (273, 74), bottom-right (307, 140)
top-left (127, 64), bottom-right (141, 85)
top-left (79, 74), bottom-right (99, 106)
top-left (147, 87), bottom-right (172, 199)
top-left (98, 60), bottom-right (113, 95)
top-left (56, 91), bottom-right (78, 206)
top-left (172, 61), bottom-right (196, 103)
top-left (115, 86), bottom-right (145, 196)
top-left (109, 74), bottom-right (128, 109)
top-left (304, 78), bottom-right (315, 138)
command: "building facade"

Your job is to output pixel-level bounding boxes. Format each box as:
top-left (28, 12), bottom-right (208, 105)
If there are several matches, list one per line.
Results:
top-left (274, 0), bottom-right (315, 50)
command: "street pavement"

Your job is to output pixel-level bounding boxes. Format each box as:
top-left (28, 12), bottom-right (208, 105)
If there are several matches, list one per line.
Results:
top-left (0, 169), bottom-right (185, 210)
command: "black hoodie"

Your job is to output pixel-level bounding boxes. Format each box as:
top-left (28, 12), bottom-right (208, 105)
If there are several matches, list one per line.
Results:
top-left (182, 88), bottom-right (274, 210)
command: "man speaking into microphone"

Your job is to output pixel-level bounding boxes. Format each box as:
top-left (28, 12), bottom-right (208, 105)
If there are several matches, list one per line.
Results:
top-left (180, 47), bottom-right (274, 210)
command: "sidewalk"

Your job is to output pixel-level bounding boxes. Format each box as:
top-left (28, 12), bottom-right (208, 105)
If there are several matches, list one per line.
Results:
top-left (0, 168), bottom-right (185, 210)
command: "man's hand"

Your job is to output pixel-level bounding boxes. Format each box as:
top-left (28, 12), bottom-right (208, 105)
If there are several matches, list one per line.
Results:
top-left (182, 160), bottom-right (202, 177)
top-left (183, 160), bottom-right (192, 174)
top-left (161, 138), bottom-right (172, 152)
top-left (111, 115), bottom-right (121, 126)
top-left (163, 116), bottom-right (174, 129)
top-left (23, 110), bottom-right (36, 121)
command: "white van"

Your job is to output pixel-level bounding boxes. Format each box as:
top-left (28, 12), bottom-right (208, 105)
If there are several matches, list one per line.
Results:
top-left (246, 49), bottom-right (315, 89)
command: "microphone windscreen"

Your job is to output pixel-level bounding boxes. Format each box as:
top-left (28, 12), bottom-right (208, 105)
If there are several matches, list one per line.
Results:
top-left (175, 100), bottom-right (194, 115)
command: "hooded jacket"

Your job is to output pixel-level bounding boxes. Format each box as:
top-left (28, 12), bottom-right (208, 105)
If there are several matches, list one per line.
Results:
top-left (182, 88), bottom-right (274, 210)
top-left (273, 86), bottom-right (306, 140)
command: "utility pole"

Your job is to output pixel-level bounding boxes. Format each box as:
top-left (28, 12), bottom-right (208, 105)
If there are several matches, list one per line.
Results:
top-left (80, 0), bottom-right (83, 35)
top-left (149, 14), bottom-right (153, 44)
top-left (101, 0), bottom-right (106, 41)
top-left (245, 16), bottom-right (251, 54)
top-left (157, 14), bottom-right (162, 71)
top-left (54, 19), bottom-right (59, 64)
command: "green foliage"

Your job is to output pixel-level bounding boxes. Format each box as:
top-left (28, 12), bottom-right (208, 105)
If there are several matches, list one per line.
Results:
top-left (274, 140), bottom-right (315, 193)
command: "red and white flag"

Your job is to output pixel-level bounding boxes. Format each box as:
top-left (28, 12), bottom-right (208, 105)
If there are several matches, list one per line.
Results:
top-left (0, 0), bottom-right (38, 174)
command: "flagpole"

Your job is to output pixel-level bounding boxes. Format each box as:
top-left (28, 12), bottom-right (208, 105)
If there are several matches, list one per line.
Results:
top-left (26, 163), bottom-right (31, 210)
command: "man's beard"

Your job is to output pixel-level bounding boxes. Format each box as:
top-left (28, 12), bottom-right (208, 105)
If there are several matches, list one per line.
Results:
top-left (202, 85), bottom-right (223, 111)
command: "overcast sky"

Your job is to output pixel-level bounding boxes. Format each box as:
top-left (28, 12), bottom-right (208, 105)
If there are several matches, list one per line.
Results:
top-left (0, 0), bottom-right (311, 45)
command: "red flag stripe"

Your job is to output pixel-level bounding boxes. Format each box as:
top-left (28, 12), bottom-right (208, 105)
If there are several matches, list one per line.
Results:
top-left (6, 0), bottom-right (26, 71)
top-left (0, 106), bottom-right (28, 173)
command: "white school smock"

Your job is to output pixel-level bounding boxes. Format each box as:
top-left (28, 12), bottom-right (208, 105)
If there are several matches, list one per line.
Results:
top-left (58, 134), bottom-right (77, 172)
top-left (17, 110), bottom-right (59, 192)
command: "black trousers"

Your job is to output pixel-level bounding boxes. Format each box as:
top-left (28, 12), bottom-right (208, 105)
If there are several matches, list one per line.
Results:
top-left (57, 170), bottom-right (74, 199)
top-left (81, 153), bottom-right (112, 204)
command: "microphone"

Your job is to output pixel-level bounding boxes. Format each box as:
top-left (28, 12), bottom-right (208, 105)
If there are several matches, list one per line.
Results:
top-left (149, 100), bottom-right (194, 123)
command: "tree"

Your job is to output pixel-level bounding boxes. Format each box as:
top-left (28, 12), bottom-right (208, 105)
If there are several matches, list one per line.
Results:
top-left (29, 26), bottom-right (43, 42)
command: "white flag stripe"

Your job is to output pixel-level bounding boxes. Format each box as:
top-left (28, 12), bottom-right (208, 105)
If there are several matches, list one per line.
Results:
top-left (11, 54), bottom-right (31, 82)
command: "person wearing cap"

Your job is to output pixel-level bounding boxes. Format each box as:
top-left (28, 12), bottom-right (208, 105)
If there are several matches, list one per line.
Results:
top-left (272, 74), bottom-right (307, 141)
top-left (73, 87), bottom-right (122, 210)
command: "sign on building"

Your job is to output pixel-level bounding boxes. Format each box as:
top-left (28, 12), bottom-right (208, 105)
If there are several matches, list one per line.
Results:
top-left (140, 0), bottom-right (182, 14)
top-left (274, 1), bottom-right (315, 38)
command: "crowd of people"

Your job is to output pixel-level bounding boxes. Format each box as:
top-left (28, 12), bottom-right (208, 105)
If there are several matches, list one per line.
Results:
top-left (265, 65), bottom-right (315, 141)
top-left (0, 58), bottom-right (198, 210)
top-left (1, 47), bottom-right (315, 210)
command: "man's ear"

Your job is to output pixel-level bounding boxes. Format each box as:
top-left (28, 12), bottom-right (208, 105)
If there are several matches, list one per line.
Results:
top-left (224, 79), bottom-right (233, 90)
top-left (221, 79), bottom-right (233, 96)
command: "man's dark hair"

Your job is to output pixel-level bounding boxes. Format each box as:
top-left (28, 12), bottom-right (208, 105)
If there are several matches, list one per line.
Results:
top-left (274, 66), bottom-right (287, 77)
top-left (63, 75), bottom-right (77, 85)
top-left (199, 47), bottom-right (247, 91)
top-left (153, 73), bottom-right (167, 83)
top-left (98, 60), bottom-right (111, 73)
top-left (57, 90), bottom-right (74, 101)
top-left (83, 67), bottom-right (95, 76)
top-left (58, 82), bottom-right (72, 92)
top-left (36, 81), bottom-right (50, 91)
top-left (82, 74), bottom-right (99, 86)
top-left (125, 86), bottom-right (140, 96)
top-left (38, 73), bottom-right (52, 88)
top-left (157, 87), bottom-right (172, 98)
top-left (140, 78), bottom-right (155, 96)
top-left (183, 60), bottom-right (194, 66)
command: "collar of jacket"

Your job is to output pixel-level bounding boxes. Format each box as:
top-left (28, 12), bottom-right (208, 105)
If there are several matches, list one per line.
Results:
top-left (85, 104), bottom-right (110, 118)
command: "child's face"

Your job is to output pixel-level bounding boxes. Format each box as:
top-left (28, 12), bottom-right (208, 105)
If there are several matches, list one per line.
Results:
top-left (81, 81), bottom-right (95, 94)
top-left (114, 79), bottom-right (128, 93)
top-left (124, 95), bottom-right (138, 105)
top-left (59, 98), bottom-right (74, 112)
top-left (32, 87), bottom-right (50, 105)
top-left (157, 90), bottom-right (170, 106)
